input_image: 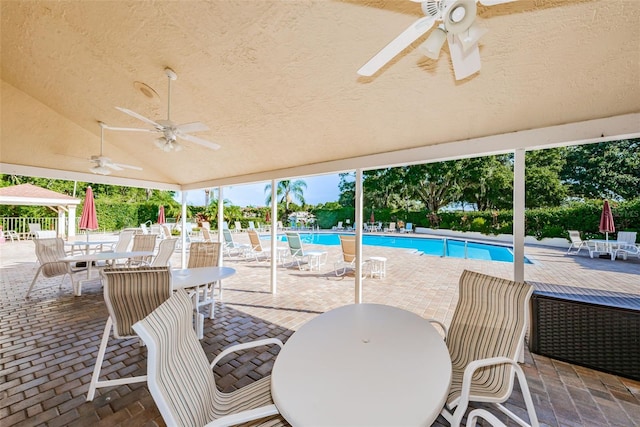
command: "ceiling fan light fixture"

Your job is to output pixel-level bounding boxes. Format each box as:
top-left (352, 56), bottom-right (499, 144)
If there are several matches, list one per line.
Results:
top-left (419, 26), bottom-right (447, 60)
top-left (459, 22), bottom-right (488, 52)
top-left (443, 0), bottom-right (476, 35)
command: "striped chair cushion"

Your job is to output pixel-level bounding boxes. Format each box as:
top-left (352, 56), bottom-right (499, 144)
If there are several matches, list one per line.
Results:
top-left (35, 238), bottom-right (72, 277)
top-left (101, 267), bottom-right (172, 338)
top-left (446, 269), bottom-right (533, 405)
top-left (135, 289), bottom-right (283, 426)
top-left (188, 242), bottom-right (221, 268)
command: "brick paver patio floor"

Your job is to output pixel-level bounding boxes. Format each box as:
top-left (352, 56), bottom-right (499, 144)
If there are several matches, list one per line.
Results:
top-left (1, 233), bottom-right (639, 426)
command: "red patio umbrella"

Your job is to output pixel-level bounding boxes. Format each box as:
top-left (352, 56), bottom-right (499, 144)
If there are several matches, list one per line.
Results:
top-left (158, 205), bottom-right (166, 224)
top-left (370, 210), bottom-right (375, 224)
top-left (265, 210), bottom-right (271, 223)
top-left (599, 200), bottom-right (615, 242)
top-left (79, 186), bottom-right (98, 241)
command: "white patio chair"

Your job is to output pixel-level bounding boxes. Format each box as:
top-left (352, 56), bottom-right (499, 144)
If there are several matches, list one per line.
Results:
top-left (103, 229), bottom-right (136, 266)
top-left (566, 230), bottom-right (589, 255)
top-left (615, 231), bottom-right (639, 260)
top-left (187, 241), bottom-right (222, 336)
top-left (234, 221), bottom-right (243, 232)
top-left (126, 233), bottom-right (157, 266)
top-left (25, 237), bottom-right (88, 299)
top-left (150, 238), bottom-right (177, 267)
top-left (132, 289), bottom-right (285, 427)
top-left (28, 223), bottom-right (41, 239)
top-left (2, 229), bottom-right (20, 242)
top-left (334, 235), bottom-right (357, 276)
top-left (284, 232), bottom-right (327, 271)
top-left (247, 229), bottom-right (271, 262)
top-left (87, 267), bottom-right (172, 401)
top-left (433, 270), bottom-right (539, 427)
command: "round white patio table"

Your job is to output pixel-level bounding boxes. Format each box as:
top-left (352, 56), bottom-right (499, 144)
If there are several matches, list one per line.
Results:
top-left (271, 303), bottom-right (452, 427)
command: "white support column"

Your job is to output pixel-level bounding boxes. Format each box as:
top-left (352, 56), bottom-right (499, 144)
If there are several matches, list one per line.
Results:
top-left (217, 187), bottom-right (224, 262)
top-left (355, 169), bottom-right (363, 304)
top-left (57, 209), bottom-right (66, 239)
top-left (270, 179), bottom-right (278, 295)
top-left (513, 148), bottom-right (526, 283)
top-left (181, 191), bottom-right (188, 268)
top-left (68, 205), bottom-right (77, 238)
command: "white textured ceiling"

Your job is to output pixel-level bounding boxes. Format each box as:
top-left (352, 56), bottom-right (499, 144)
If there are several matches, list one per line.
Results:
top-left (1, 0), bottom-right (639, 190)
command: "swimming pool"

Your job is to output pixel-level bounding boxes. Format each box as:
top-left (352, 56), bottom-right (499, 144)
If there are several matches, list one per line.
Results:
top-left (272, 233), bottom-right (531, 264)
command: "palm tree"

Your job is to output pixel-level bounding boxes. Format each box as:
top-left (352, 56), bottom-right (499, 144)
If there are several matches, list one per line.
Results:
top-left (264, 179), bottom-right (307, 214)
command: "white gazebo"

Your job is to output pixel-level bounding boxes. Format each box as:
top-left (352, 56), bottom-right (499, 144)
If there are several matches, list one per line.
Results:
top-left (0, 183), bottom-right (81, 238)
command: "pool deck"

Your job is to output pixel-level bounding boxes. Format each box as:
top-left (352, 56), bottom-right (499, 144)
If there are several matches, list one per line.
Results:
top-left (1, 232), bottom-right (639, 426)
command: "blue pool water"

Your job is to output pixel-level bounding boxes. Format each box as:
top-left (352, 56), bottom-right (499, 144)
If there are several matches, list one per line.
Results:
top-left (271, 233), bottom-right (531, 264)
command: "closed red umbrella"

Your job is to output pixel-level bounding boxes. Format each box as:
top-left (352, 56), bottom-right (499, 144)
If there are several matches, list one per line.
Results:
top-left (79, 186), bottom-right (98, 241)
top-left (599, 200), bottom-right (615, 242)
top-left (370, 210), bottom-right (375, 224)
top-left (158, 205), bottom-right (166, 224)
top-left (265, 210), bottom-right (271, 223)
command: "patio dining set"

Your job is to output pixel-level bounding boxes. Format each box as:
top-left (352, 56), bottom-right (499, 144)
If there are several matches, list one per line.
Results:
top-left (567, 230), bottom-right (640, 261)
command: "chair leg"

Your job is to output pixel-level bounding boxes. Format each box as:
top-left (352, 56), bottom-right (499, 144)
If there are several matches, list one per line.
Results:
top-left (87, 317), bottom-right (113, 401)
top-left (87, 317), bottom-right (147, 401)
top-left (25, 266), bottom-right (44, 299)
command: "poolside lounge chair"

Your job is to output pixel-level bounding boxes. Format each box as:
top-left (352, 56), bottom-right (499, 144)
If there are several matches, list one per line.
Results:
top-left (384, 222), bottom-right (396, 233)
top-left (566, 230), bottom-right (589, 255)
top-left (433, 270), bottom-right (538, 427)
top-left (25, 237), bottom-right (88, 299)
top-left (615, 231), bottom-right (639, 260)
top-left (284, 232), bottom-right (328, 271)
top-left (333, 221), bottom-right (344, 231)
top-left (132, 289), bottom-right (285, 427)
top-left (234, 221), bottom-right (243, 232)
top-left (87, 267), bottom-right (171, 401)
top-left (334, 235), bottom-right (359, 276)
top-left (222, 227), bottom-right (250, 256)
top-left (400, 222), bottom-right (413, 233)
top-left (2, 229), bottom-right (20, 242)
top-left (247, 230), bottom-right (271, 262)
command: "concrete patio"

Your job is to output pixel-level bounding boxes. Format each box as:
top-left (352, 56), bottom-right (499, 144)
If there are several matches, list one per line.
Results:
top-left (1, 233), bottom-right (639, 426)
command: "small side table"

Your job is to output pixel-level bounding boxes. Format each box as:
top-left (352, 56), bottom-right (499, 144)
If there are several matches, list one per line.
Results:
top-left (369, 256), bottom-right (387, 278)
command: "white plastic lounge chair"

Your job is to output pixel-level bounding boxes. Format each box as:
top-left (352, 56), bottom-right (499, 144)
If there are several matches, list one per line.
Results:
top-left (384, 222), bottom-right (396, 233)
top-left (333, 221), bottom-right (344, 231)
top-left (222, 228), bottom-right (249, 256)
top-left (284, 232), bottom-right (327, 271)
top-left (86, 267), bottom-right (172, 401)
top-left (433, 270), bottom-right (539, 427)
top-left (248, 221), bottom-right (256, 231)
top-left (25, 237), bottom-right (88, 299)
top-left (566, 230), bottom-right (589, 255)
top-left (132, 289), bottom-right (285, 427)
top-left (2, 229), bottom-right (20, 242)
top-left (615, 231), bottom-right (639, 260)
top-left (247, 230), bottom-right (271, 262)
top-left (150, 238), bottom-right (177, 267)
top-left (234, 221), bottom-right (243, 232)
top-left (334, 235), bottom-right (358, 276)
top-left (28, 223), bottom-right (41, 239)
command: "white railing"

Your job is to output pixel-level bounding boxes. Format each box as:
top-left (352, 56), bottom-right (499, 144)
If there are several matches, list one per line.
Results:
top-left (1, 217), bottom-right (59, 238)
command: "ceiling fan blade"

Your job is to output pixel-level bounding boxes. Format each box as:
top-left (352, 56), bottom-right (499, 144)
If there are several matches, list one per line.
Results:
top-left (106, 162), bottom-right (124, 171)
top-left (179, 133), bottom-right (221, 151)
top-left (176, 122), bottom-right (209, 134)
top-left (115, 107), bottom-right (163, 129)
top-left (114, 163), bottom-right (143, 171)
top-left (448, 33), bottom-right (481, 80)
top-left (90, 165), bottom-right (112, 175)
top-left (478, 0), bottom-right (517, 5)
top-left (357, 16), bottom-right (436, 76)
top-left (103, 124), bottom-right (157, 133)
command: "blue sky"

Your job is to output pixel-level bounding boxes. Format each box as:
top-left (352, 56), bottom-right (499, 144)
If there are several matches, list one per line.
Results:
top-left (174, 173), bottom-right (343, 207)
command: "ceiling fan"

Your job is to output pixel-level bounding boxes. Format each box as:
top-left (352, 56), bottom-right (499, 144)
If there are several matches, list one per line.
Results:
top-left (111, 67), bottom-right (221, 152)
top-left (90, 122), bottom-right (143, 175)
top-left (357, 0), bottom-right (516, 80)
